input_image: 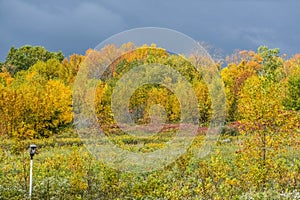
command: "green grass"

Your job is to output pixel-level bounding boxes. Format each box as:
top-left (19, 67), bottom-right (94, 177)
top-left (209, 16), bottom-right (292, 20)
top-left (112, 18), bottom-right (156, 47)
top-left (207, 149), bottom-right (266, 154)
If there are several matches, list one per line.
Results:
top-left (0, 129), bottom-right (299, 199)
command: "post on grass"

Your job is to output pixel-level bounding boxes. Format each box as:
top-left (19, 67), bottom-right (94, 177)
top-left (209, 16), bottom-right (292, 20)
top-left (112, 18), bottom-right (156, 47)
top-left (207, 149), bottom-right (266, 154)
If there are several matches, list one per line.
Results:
top-left (29, 144), bottom-right (37, 199)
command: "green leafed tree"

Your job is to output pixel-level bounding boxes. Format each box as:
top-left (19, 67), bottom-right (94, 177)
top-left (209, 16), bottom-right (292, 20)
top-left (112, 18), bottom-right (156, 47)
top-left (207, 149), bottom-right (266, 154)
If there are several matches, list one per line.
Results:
top-left (1, 45), bottom-right (64, 76)
top-left (283, 71), bottom-right (300, 111)
top-left (257, 46), bottom-right (283, 81)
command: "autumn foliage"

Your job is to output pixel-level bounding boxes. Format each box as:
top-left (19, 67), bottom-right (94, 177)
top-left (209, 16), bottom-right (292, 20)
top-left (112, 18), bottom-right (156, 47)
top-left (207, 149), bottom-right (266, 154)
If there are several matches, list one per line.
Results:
top-left (0, 44), bottom-right (299, 199)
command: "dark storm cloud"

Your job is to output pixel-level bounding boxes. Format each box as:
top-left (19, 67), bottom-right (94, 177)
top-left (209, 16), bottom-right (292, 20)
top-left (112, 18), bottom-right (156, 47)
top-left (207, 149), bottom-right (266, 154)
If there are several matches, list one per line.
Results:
top-left (0, 0), bottom-right (126, 60)
top-left (1, 0), bottom-right (299, 61)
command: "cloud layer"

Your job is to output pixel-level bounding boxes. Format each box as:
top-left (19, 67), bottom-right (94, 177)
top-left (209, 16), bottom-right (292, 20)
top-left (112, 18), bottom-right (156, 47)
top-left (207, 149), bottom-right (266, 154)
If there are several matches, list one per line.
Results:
top-left (1, 0), bottom-right (299, 61)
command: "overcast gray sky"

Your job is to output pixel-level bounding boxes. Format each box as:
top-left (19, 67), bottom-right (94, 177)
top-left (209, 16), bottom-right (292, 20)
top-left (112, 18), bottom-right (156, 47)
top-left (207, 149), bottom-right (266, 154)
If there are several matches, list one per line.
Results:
top-left (0, 0), bottom-right (299, 61)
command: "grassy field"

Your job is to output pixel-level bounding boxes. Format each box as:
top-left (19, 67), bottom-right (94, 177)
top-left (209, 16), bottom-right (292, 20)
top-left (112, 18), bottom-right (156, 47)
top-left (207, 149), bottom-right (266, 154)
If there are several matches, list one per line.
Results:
top-left (0, 127), bottom-right (299, 200)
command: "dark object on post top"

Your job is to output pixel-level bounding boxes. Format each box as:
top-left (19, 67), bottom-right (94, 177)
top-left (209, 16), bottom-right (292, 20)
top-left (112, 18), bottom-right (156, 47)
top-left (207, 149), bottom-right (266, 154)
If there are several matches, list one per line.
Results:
top-left (29, 144), bottom-right (37, 159)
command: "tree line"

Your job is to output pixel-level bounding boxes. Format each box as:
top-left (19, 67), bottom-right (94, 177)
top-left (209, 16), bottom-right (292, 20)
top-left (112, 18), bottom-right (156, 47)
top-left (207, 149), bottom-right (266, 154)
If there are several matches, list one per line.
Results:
top-left (0, 44), bottom-right (299, 140)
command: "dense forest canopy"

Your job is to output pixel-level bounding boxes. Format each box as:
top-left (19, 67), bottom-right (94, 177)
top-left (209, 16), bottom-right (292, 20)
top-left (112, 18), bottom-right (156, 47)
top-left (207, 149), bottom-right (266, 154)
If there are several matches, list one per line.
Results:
top-left (0, 44), bottom-right (299, 139)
